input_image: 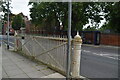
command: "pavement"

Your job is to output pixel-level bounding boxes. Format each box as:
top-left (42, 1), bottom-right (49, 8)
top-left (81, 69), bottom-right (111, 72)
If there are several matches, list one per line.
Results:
top-left (0, 41), bottom-right (2, 80)
top-left (1, 44), bottom-right (65, 79)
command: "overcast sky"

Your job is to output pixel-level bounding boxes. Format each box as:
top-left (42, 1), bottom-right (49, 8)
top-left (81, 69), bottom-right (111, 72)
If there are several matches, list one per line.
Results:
top-left (10, 0), bottom-right (31, 19)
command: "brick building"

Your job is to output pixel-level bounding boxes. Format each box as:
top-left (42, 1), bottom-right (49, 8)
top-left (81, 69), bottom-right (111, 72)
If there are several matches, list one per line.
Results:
top-left (3, 12), bottom-right (31, 35)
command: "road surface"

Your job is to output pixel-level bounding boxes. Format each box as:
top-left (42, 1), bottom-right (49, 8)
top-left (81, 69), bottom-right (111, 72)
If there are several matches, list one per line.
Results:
top-left (81, 45), bottom-right (119, 78)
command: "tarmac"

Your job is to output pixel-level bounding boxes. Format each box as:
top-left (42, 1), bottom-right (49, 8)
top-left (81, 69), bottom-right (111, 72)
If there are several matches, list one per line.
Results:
top-left (1, 44), bottom-right (65, 79)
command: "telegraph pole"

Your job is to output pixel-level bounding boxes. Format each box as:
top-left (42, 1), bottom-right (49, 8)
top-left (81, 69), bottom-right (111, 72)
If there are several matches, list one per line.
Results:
top-left (7, 0), bottom-right (9, 49)
top-left (66, 0), bottom-right (72, 79)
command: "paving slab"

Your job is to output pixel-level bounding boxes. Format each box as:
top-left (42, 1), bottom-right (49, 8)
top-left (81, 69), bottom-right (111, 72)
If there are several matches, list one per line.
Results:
top-left (9, 73), bottom-right (29, 78)
top-left (41, 73), bottom-right (65, 78)
top-left (40, 69), bottom-right (55, 76)
top-left (21, 67), bottom-right (38, 73)
top-left (27, 71), bottom-right (45, 78)
top-left (5, 69), bottom-right (24, 77)
top-left (3, 65), bottom-right (20, 72)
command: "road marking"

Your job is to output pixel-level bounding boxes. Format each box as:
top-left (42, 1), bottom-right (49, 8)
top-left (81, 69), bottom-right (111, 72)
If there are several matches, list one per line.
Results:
top-left (100, 54), bottom-right (109, 56)
top-left (83, 44), bottom-right (119, 49)
top-left (83, 50), bottom-right (91, 53)
top-left (3, 40), bottom-right (14, 45)
top-left (108, 57), bottom-right (117, 60)
top-left (82, 50), bottom-right (119, 60)
top-left (3, 41), bottom-right (14, 49)
top-left (83, 44), bottom-right (100, 48)
top-left (6, 41), bottom-right (14, 45)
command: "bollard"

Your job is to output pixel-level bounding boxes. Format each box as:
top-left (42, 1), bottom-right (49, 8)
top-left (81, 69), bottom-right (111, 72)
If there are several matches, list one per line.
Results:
top-left (21, 27), bottom-right (25, 50)
top-left (21, 36), bottom-right (25, 51)
top-left (21, 36), bottom-right (25, 45)
top-left (71, 32), bottom-right (82, 78)
top-left (14, 31), bottom-right (18, 51)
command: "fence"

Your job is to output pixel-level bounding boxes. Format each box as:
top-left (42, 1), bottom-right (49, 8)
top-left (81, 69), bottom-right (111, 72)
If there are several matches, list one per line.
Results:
top-left (16, 35), bottom-right (68, 75)
top-left (27, 30), bottom-right (100, 44)
top-left (27, 30), bottom-right (120, 46)
top-left (100, 33), bottom-right (120, 46)
top-left (15, 31), bottom-right (88, 78)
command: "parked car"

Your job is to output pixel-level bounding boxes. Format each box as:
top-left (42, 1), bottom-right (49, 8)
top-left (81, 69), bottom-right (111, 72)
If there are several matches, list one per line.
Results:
top-left (6, 28), bottom-right (15, 35)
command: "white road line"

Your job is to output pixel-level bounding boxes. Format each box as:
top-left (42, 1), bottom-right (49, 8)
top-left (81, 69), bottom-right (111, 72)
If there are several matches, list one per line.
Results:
top-left (9, 41), bottom-right (14, 45)
top-left (108, 57), bottom-right (118, 60)
top-left (3, 40), bottom-right (14, 45)
top-left (82, 50), bottom-right (91, 53)
top-left (3, 41), bottom-right (14, 49)
top-left (9, 45), bottom-right (14, 49)
top-left (82, 50), bottom-right (119, 60)
top-left (100, 54), bottom-right (110, 56)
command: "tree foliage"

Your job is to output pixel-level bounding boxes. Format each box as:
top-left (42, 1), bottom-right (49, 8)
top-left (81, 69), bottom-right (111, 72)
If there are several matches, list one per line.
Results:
top-left (29, 2), bottom-right (67, 31)
top-left (0, 0), bottom-right (3, 12)
top-left (1, 0), bottom-right (12, 21)
top-left (29, 2), bottom-right (105, 31)
top-left (106, 2), bottom-right (120, 33)
top-left (12, 14), bottom-right (25, 30)
top-left (97, 2), bottom-right (120, 33)
top-left (29, 2), bottom-right (120, 33)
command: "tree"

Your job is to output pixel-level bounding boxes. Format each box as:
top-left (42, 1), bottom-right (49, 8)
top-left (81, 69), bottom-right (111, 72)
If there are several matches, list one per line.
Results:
top-left (30, 2), bottom-right (117, 32)
top-left (0, 1), bottom-right (3, 20)
top-left (1, 0), bottom-right (12, 21)
top-left (12, 14), bottom-right (25, 30)
top-left (29, 2), bottom-right (68, 31)
top-left (106, 2), bottom-right (120, 33)
top-left (83, 26), bottom-right (97, 31)
top-left (96, 2), bottom-right (120, 33)
top-left (0, 0), bottom-right (3, 12)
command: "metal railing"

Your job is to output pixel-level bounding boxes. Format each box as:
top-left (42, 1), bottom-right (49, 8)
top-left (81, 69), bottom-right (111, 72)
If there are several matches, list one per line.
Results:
top-left (16, 35), bottom-right (68, 75)
top-left (14, 33), bottom-right (87, 79)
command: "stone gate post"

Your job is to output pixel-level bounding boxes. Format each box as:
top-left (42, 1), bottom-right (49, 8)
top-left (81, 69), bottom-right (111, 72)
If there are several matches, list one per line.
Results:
top-left (71, 32), bottom-right (82, 78)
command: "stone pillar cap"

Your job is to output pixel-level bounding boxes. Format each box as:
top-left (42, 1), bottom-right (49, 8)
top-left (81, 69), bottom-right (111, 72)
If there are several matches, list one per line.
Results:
top-left (74, 32), bottom-right (81, 39)
top-left (74, 31), bottom-right (82, 43)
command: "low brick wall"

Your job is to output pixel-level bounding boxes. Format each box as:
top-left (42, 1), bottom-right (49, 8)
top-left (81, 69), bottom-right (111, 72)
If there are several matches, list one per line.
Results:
top-left (26, 30), bottom-right (120, 46)
top-left (100, 33), bottom-right (120, 46)
top-left (84, 32), bottom-right (94, 44)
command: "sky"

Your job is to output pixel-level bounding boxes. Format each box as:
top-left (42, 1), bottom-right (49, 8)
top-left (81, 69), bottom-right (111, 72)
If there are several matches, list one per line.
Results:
top-left (10, 0), bottom-right (31, 19)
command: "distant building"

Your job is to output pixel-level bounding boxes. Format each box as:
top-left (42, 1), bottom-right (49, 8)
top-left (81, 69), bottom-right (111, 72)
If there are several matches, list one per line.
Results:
top-left (2, 12), bottom-right (30, 35)
top-left (3, 21), bottom-right (15, 35)
top-left (25, 20), bottom-right (32, 33)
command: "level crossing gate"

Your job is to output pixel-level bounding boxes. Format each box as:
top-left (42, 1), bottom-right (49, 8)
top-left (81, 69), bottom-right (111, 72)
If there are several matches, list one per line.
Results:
top-left (16, 35), bottom-right (69, 75)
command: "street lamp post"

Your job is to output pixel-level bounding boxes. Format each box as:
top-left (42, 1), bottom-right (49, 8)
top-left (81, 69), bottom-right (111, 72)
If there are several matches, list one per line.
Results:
top-left (7, 0), bottom-right (9, 49)
top-left (66, 0), bottom-right (72, 79)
